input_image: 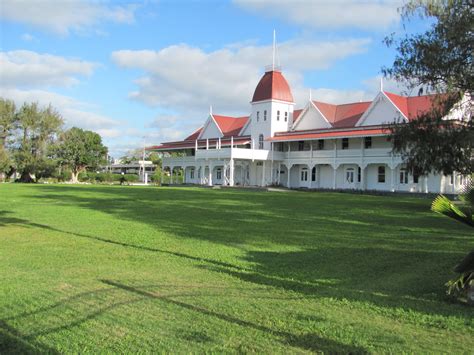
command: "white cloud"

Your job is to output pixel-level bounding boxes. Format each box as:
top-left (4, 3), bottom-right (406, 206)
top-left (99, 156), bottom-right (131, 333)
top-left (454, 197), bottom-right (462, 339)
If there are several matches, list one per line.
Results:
top-left (0, 88), bottom-right (120, 129)
top-left (21, 33), bottom-right (35, 41)
top-left (112, 38), bottom-right (371, 115)
top-left (146, 115), bottom-right (178, 129)
top-left (1, 0), bottom-right (136, 36)
top-left (0, 50), bottom-right (96, 88)
top-left (234, 0), bottom-right (402, 30)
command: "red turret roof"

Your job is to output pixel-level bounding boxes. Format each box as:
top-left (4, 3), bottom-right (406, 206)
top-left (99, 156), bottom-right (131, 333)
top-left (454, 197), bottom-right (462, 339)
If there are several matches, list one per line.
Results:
top-left (252, 70), bottom-right (294, 103)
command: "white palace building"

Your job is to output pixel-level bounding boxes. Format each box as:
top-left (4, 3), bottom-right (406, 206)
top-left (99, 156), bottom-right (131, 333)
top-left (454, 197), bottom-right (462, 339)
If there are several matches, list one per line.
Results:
top-left (150, 65), bottom-right (469, 194)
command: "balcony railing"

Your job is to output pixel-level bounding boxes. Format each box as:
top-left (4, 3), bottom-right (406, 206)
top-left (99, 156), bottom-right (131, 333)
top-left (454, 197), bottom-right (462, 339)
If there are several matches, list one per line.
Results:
top-left (162, 147), bottom-right (394, 167)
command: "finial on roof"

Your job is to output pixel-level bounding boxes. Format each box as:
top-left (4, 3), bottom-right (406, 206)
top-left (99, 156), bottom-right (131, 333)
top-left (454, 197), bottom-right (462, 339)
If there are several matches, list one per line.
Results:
top-left (272, 29), bottom-right (276, 71)
top-left (380, 77), bottom-right (384, 92)
top-left (209, 105), bottom-right (213, 116)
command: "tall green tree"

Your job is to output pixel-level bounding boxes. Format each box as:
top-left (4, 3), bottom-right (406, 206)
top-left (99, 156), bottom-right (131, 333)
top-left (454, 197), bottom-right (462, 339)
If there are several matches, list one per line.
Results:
top-left (0, 98), bottom-right (16, 149)
top-left (13, 102), bottom-right (63, 182)
top-left (0, 98), bottom-right (16, 178)
top-left (55, 127), bottom-right (108, 183)
top-left (383, 0), bottom-right (473, 176)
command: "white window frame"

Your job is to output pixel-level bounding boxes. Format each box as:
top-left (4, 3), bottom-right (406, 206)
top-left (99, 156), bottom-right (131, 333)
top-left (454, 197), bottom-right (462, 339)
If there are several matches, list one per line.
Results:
top-left (378, 166), bottom-right (386, 183)
top-left (300, 168), bottom-right (308, 182)
top-left (216, 168), bottom-right (222, 180)
top-left (399, 169), bottom-right (408, 184)
top-left (258, 134), bottom-right (264, 149)
top-left (345, 168), bottom-right (354, 184)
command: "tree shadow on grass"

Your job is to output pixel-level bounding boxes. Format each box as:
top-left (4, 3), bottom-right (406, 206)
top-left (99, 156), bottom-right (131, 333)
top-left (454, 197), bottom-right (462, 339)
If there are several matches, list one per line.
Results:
top-left (26, 185), bottom-right (472, 250)
top-left (0, 210), bottom-right (247, 272)
top-left (101, 279), bottom-right (368, 354)
top-left (202, 247), bottom-right (474, 327)
top-left (0, 320), bottom-right (60, 354)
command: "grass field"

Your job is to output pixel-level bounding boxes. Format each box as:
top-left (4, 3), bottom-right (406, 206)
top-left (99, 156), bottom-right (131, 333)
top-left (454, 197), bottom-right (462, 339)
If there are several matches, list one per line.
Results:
top-left (0, 184), bottom-right (473, 353)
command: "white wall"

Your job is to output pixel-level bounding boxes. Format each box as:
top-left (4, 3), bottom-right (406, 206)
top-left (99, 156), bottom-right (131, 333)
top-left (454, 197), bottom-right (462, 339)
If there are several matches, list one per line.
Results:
top-left (318, 165), bottom-right (333, 189)
top-left (358, 93), bottom-right (405, 126)
top-left (293, 103), bottom-right (331, 131)
top-left (250, 100), bottom-right (294, 150)
top-left (200, 117), bottom-right (223, 139)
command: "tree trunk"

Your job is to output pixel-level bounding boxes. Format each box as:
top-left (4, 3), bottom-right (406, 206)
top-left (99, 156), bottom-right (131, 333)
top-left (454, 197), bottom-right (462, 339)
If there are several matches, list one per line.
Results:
top-left (18, 171), bottom-right (34, 183)
top-left (71, 171), bottom-right (79, 184)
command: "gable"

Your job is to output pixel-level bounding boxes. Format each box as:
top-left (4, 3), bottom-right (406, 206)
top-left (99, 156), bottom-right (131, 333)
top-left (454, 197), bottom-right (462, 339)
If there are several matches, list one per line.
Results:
top-left (213, 115), bottom-right (249, 137)
top-left (292, 103), bottom-right (332, 130)
top-left (357, 93), bottom-right (407, 126)
top-left (199, 116), bottom-right (223, 139)
top-left (239, 119), bottom-right (252, 135)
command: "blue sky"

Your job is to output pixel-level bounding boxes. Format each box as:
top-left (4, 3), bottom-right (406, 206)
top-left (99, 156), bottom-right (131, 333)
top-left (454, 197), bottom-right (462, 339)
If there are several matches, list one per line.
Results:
top-left (1, 0), bottom-right (425, 157)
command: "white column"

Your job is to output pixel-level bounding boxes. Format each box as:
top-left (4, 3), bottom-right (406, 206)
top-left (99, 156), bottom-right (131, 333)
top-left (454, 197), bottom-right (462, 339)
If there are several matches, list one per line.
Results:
top-left (261, 161), bottom-right (266, 186)
top-left (332, 164), bottom-right (337, 189)
top-left (360, 165), bottom-right (366, 190)
top-left (390, 165), bottom-right (396, 192)
top-left (270, 142), bottom-right (274, 184)
top-left (206, 139), bottom-right (209, 150)
top-left (170, 166), bottom-right (174, 185)
top-left (287, 164), bottom-right (291, 188)
top-left (452, 172), bottom-right (457, 193)
top-left (201, 163), bottom-right (206, 185)
top-left (161, 166), bottom-right (165, 185)
top-left (183, 167), bottom-right (186, 184)
top-left (278, 163), bottom-right (281, 185)
top-left (440, 175), bottom-right (446, 194)
top-left (229, 159), bottom-right (235, 186)
top-left (425, 176), bottom-right (429, 193)
top-left (208, 162), bottom-right (213, 186)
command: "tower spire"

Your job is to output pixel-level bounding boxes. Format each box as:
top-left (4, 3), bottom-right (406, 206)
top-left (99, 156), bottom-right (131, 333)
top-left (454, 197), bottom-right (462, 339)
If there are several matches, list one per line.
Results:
top-left (272, 29), bottom-right (276, 71)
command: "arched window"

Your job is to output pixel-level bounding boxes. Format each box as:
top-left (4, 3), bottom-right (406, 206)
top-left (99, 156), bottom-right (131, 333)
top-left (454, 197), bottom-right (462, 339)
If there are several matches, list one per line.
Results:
top-left (277, 110), bottom-right (280, 121)
top-left (256, 111), bottom-right (260, 122)
top-left (258, 134), bottom-right (264, 149)
top-left (264, 110), bottom-right (267, 121)
top-left (346, 168), bottom-right (354, 183)
top-left (284, 112), bottom-right (288, 122)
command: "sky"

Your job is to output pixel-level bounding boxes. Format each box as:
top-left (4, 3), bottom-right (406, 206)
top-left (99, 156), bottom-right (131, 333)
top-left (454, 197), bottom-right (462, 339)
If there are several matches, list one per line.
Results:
top-left (0, 0), bottom-right (428, 157)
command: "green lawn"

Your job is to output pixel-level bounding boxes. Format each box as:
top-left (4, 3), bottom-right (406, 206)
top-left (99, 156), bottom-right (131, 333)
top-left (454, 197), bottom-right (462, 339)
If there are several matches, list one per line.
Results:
top-left (0, 184), bottom-right (473, 353)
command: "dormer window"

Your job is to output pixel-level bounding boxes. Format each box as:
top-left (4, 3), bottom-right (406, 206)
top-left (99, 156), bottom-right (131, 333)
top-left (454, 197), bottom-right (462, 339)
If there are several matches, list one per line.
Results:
top-left (257, 111), bottom-right (260, 122)
top-left (284, 112), bottom-right (288, 122)
top-left (264, 110), bottom-right (267, 121)
top-left (277, 110), bottom-right (280, 121)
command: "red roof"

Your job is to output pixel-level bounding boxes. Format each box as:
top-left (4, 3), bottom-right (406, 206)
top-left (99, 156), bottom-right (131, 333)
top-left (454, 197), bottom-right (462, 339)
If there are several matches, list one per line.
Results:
top-left (293, 109), bottom-right (303, 123)
top-left (252, 70), bottom-right (294, 103)
top-left (384, 92), bottom-right (443, 120)
top-left (312, 100), bottom-right (371, 128)
top-left (212, 115), bottom-right (249, 137)
top-left (184, 127), bottom-right (202, 141)
top-left (269, 126), bottom-right (389, 142)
